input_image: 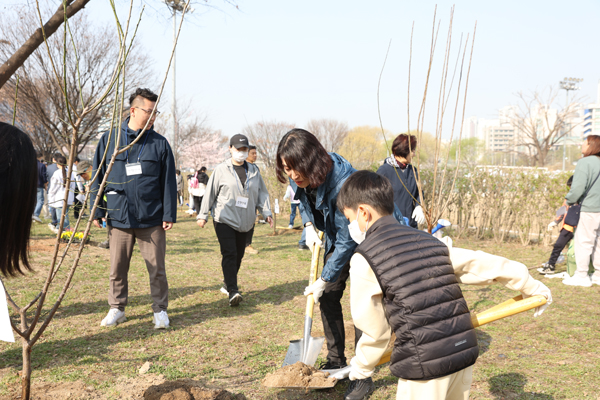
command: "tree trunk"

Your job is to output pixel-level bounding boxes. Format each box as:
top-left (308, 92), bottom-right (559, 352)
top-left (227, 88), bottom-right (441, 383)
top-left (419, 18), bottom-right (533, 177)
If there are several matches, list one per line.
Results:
top-left (21, 340), bottom-right (32, 400)
top-left (0, 0), bottom-right (92, 89)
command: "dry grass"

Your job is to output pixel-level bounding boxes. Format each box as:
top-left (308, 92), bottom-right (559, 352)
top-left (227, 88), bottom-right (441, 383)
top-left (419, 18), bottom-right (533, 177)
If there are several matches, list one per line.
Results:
top-left (0, 210), bottom-right (598, 399)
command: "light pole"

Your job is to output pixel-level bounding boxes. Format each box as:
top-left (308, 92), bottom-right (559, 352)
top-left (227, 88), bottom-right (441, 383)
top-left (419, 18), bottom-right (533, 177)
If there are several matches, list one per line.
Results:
top-left (559, 77), bottom-right (583, 171)
top-left (162, 0), bottom-right (191, 168)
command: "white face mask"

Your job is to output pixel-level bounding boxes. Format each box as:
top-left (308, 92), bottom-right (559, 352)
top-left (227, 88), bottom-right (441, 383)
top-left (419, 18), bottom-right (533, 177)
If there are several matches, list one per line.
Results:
top-left (232, 149), bottom-right (248, 163)
top-left (348, 209), bottom-right (369, 244)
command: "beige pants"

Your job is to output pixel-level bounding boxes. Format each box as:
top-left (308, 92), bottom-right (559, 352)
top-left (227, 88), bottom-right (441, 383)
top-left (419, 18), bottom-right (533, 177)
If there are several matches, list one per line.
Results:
top-left (396, 366), bottom-right (473, 400)
top-left (574, 212), bottom-right (600, 280)
top-left (108, 225), bottom-right (168, 313)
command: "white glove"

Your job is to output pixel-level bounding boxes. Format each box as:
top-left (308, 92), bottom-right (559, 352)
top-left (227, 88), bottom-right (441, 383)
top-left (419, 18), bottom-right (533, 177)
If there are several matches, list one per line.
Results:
top-left (412, 205), bottom-right (426, 225)
top-left (305, 224), bottom-right (323, 250)
top-left (304, 277), bottom-right (327, 304)
top-left (522, 280), bottom-right (552, 318)
top-left (348, 365), bottom-right (370, 381)
top-left (76, 194), bottom-right (86, 203)
top-left (283, 192), bottom-right (290, 201)
top-left (547, 221), bottom-right (557, 231)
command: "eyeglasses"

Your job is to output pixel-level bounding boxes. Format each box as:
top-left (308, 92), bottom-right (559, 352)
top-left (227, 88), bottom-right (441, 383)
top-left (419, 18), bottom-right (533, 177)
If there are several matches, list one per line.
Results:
top-left (134, 107), bottom-right (161, 115)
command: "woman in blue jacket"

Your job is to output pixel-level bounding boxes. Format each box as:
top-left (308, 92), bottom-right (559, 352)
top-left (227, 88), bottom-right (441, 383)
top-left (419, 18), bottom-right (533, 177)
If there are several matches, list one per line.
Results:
top-left (276, 128), bottom-right (358, 371)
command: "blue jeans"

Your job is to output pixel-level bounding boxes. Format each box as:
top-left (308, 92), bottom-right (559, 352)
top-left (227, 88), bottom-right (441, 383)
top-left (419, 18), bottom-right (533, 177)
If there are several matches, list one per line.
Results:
top-left (55, 206), bottom-right (70, 230)
top-left (34, 188), bottom-right (44, 217)
top-left (49, 206), bottom-right (58, 226)
top-left (299, 227), bottom-right (306, 246)
top-left (289, 203), bottom-right (299, 226)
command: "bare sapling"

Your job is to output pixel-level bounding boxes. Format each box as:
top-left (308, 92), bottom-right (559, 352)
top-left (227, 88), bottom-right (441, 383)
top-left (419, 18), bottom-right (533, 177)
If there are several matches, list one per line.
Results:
top-left (1, 0), bottom-right (193, 398)
top-left (377, 6), bottom-right (476, 232)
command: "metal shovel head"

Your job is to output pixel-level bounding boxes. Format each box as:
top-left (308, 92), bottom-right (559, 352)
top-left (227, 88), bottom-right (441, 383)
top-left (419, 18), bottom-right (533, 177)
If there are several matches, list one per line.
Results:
top-left (282, 335), bottom-right (325, 367)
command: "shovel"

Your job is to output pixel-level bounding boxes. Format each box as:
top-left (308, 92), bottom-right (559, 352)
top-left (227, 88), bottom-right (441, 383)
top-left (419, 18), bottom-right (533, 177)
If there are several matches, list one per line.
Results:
top-left (323, 294), bottom-right (547, 380)
top-left (282, 231), bottom-right (325, 368)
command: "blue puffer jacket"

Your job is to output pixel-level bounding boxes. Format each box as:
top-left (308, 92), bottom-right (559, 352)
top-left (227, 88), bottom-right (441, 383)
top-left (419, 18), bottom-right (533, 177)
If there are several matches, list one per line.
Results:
top-left (293, 153), bottom-right (407, 282)
top-left (90, 118), bottom-right (177, 229)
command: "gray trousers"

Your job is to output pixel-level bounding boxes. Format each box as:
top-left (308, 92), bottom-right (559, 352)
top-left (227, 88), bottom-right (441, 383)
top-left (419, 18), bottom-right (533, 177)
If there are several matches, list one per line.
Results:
top-left (574, 212), bottom-right (600, 280)
top-left (108, 225), bottom-right (168, 313)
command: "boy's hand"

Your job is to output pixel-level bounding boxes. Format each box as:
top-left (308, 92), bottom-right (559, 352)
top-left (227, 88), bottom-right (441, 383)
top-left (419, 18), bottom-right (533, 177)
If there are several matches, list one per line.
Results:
top-left (522, 281), bottom-right (552, 317)
top-left (304, 277), bottom-right (327, 304)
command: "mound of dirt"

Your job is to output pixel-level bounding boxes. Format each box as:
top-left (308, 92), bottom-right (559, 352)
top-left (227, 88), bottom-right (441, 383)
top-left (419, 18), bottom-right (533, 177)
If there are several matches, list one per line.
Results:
top-left (262, 362), bottom-right (336, 388)
top-left (143, 380), bottom-right (246, 400)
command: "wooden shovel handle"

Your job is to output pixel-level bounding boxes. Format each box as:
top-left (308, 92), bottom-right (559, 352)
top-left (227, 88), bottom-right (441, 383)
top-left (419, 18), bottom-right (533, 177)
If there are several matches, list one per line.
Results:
top-left (305, 231), bottom-right (325, 318)
top-left (375, 294), bottom-right (547, 366)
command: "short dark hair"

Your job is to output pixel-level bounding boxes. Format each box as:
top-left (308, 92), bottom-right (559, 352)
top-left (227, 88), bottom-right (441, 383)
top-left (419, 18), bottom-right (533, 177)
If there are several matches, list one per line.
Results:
top-left (75, 156), bottom-right (80, 163)
top-left (0, 123), bottom-right (37, 277)
top-left (249, 145), bottom-right (256, 151)
top-left (129, 88), bottom-right (158, 107)
top-left (392, 134), bottom-right (417, 159)
top-left (567, 175), bottom-right (573, 187)
top-left (176, 169), bottom-right (181, 175)
top-left (337, 170), bottom-right (394, 216)
top-left (276, 128), bottom-right (333, 187)
top-left (584, 135), bottom-right (600, 157)
top-left (200, 166), bottom-right (207, 172)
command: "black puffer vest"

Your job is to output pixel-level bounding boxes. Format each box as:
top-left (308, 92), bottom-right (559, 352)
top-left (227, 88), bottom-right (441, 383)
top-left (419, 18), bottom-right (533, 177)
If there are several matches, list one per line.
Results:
top-left (355, 215), bottom-right (478, 380)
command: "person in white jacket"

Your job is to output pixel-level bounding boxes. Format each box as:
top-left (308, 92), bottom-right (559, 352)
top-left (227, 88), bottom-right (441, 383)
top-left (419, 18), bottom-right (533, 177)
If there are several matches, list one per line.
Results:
top-left (47, 154), bottom-right (77, 233)
top-left (336, 171), bottom-right (552, 400)
top-left (196, 134), bottom-right (273, 307)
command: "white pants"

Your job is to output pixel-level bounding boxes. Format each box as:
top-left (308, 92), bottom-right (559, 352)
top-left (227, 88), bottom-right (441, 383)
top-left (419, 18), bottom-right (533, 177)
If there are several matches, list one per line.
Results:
top-left (574, 212), bottom-right (600, 279)
top-left (396, 366), bottom-right (473, 400)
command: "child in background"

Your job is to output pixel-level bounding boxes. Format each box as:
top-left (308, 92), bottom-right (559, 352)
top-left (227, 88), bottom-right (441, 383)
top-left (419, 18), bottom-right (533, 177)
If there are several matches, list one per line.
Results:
top-left (336, 171), bottom-right (552, 400)
top-left (538, 175), bottom-right (575, 274)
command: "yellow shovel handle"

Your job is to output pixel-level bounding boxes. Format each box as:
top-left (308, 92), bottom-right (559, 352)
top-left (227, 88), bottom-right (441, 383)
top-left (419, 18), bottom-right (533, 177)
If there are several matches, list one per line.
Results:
top-left (306, 231), bottom-right (325, 318)
top-left (376, 294), bottom-right (547, 366)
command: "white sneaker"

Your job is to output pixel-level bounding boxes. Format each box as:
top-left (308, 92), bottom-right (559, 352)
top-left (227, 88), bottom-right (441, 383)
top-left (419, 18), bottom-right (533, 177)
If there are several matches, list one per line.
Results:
top-left (562, 276), bottom-right (592, 288)
top-left (153, 310), bottom-right (169, 329)
top-left (591, 275), bottom-right (600, 286)
top-left (32, 216), bottom-right (42, 223)
top-left (100, 309), bottom-right (126, 326)
top-left (220, 286), bottom-right (229, 295)
top-left (288, 224), bottom-right (293, 229)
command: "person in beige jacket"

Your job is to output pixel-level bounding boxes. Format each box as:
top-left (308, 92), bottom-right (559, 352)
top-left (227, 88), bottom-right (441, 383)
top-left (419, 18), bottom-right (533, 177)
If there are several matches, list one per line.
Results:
top-left (335, 171), bottom-right (553, 400)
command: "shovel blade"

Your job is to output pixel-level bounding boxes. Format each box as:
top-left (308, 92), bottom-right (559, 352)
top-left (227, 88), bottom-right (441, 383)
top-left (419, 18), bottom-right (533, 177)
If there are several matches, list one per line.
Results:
top-left (282, 336), bottom-right (325, 367)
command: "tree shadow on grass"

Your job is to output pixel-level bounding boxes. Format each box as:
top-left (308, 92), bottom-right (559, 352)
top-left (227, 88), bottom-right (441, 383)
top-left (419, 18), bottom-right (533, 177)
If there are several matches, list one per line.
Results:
top-left (489, 373), bottom-right (554, 399)
top-left (0, 280), bottom-right (307, 372)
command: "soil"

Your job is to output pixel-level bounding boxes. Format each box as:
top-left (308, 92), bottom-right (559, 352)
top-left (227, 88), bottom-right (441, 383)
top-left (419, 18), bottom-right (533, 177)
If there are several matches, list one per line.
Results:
top-left (143, 380), bottom-right (246, 400)
top-left (0, 376), bottom-right (246, 400)
top-left (261, 362), bottom-right (336, 388)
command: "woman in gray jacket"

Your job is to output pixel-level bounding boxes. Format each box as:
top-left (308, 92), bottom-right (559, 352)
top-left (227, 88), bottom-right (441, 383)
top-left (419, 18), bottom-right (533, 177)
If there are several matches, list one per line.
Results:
top-left (564, 135), bottom-right (600, 287)
top-left (196, 134), bottom-right (272, 306)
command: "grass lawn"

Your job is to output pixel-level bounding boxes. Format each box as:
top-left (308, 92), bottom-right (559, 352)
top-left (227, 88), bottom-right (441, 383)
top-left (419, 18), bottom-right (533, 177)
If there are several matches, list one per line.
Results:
top-left (1, 210), bottom-right (599, 399)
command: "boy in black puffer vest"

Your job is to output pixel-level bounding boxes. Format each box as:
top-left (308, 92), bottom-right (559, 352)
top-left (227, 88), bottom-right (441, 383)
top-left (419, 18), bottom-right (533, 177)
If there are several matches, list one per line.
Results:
top-left (337, 171), bottom-right (552, 400)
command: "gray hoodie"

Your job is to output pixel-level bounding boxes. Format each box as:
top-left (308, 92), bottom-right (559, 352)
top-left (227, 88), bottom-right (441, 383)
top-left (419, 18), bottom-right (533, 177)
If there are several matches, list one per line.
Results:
top-left (198, 159), bottom-right (271, 232)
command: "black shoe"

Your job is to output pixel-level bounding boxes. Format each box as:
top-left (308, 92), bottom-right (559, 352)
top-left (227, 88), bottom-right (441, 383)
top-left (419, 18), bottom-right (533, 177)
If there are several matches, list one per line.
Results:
top-left (319, 360), bottom-right (348, 370)
top-left (298, 244), bottom-right (310, 251)
top-left (229, 292), bottom-right (243, 307)
top-left (344, 377), bottom-right (374, 400)
top-left (537, 263), bottom-right (555, 274)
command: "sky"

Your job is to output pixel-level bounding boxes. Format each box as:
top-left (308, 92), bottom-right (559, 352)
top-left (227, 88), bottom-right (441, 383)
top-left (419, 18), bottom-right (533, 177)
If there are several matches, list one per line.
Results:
top-left (78, 0), bottom-right (600, 139)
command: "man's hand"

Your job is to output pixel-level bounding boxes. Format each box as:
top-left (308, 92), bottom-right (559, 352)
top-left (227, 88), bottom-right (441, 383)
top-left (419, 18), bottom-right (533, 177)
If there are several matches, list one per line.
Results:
top-left (93, 218), bottom-right (105, 229)
top-left (163, 221), bottom-right (173, 231)
top-left (547, 221), bottom-right (558, 231)
top-left (266, 216), bottom-right (273, 228)
top-left (196, 219), bottom-right (207, 228)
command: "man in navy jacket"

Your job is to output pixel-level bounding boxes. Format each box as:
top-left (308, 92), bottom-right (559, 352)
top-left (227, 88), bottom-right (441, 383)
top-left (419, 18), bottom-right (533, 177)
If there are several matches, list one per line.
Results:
top-left (90, 88), bottom-right (177, 329)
